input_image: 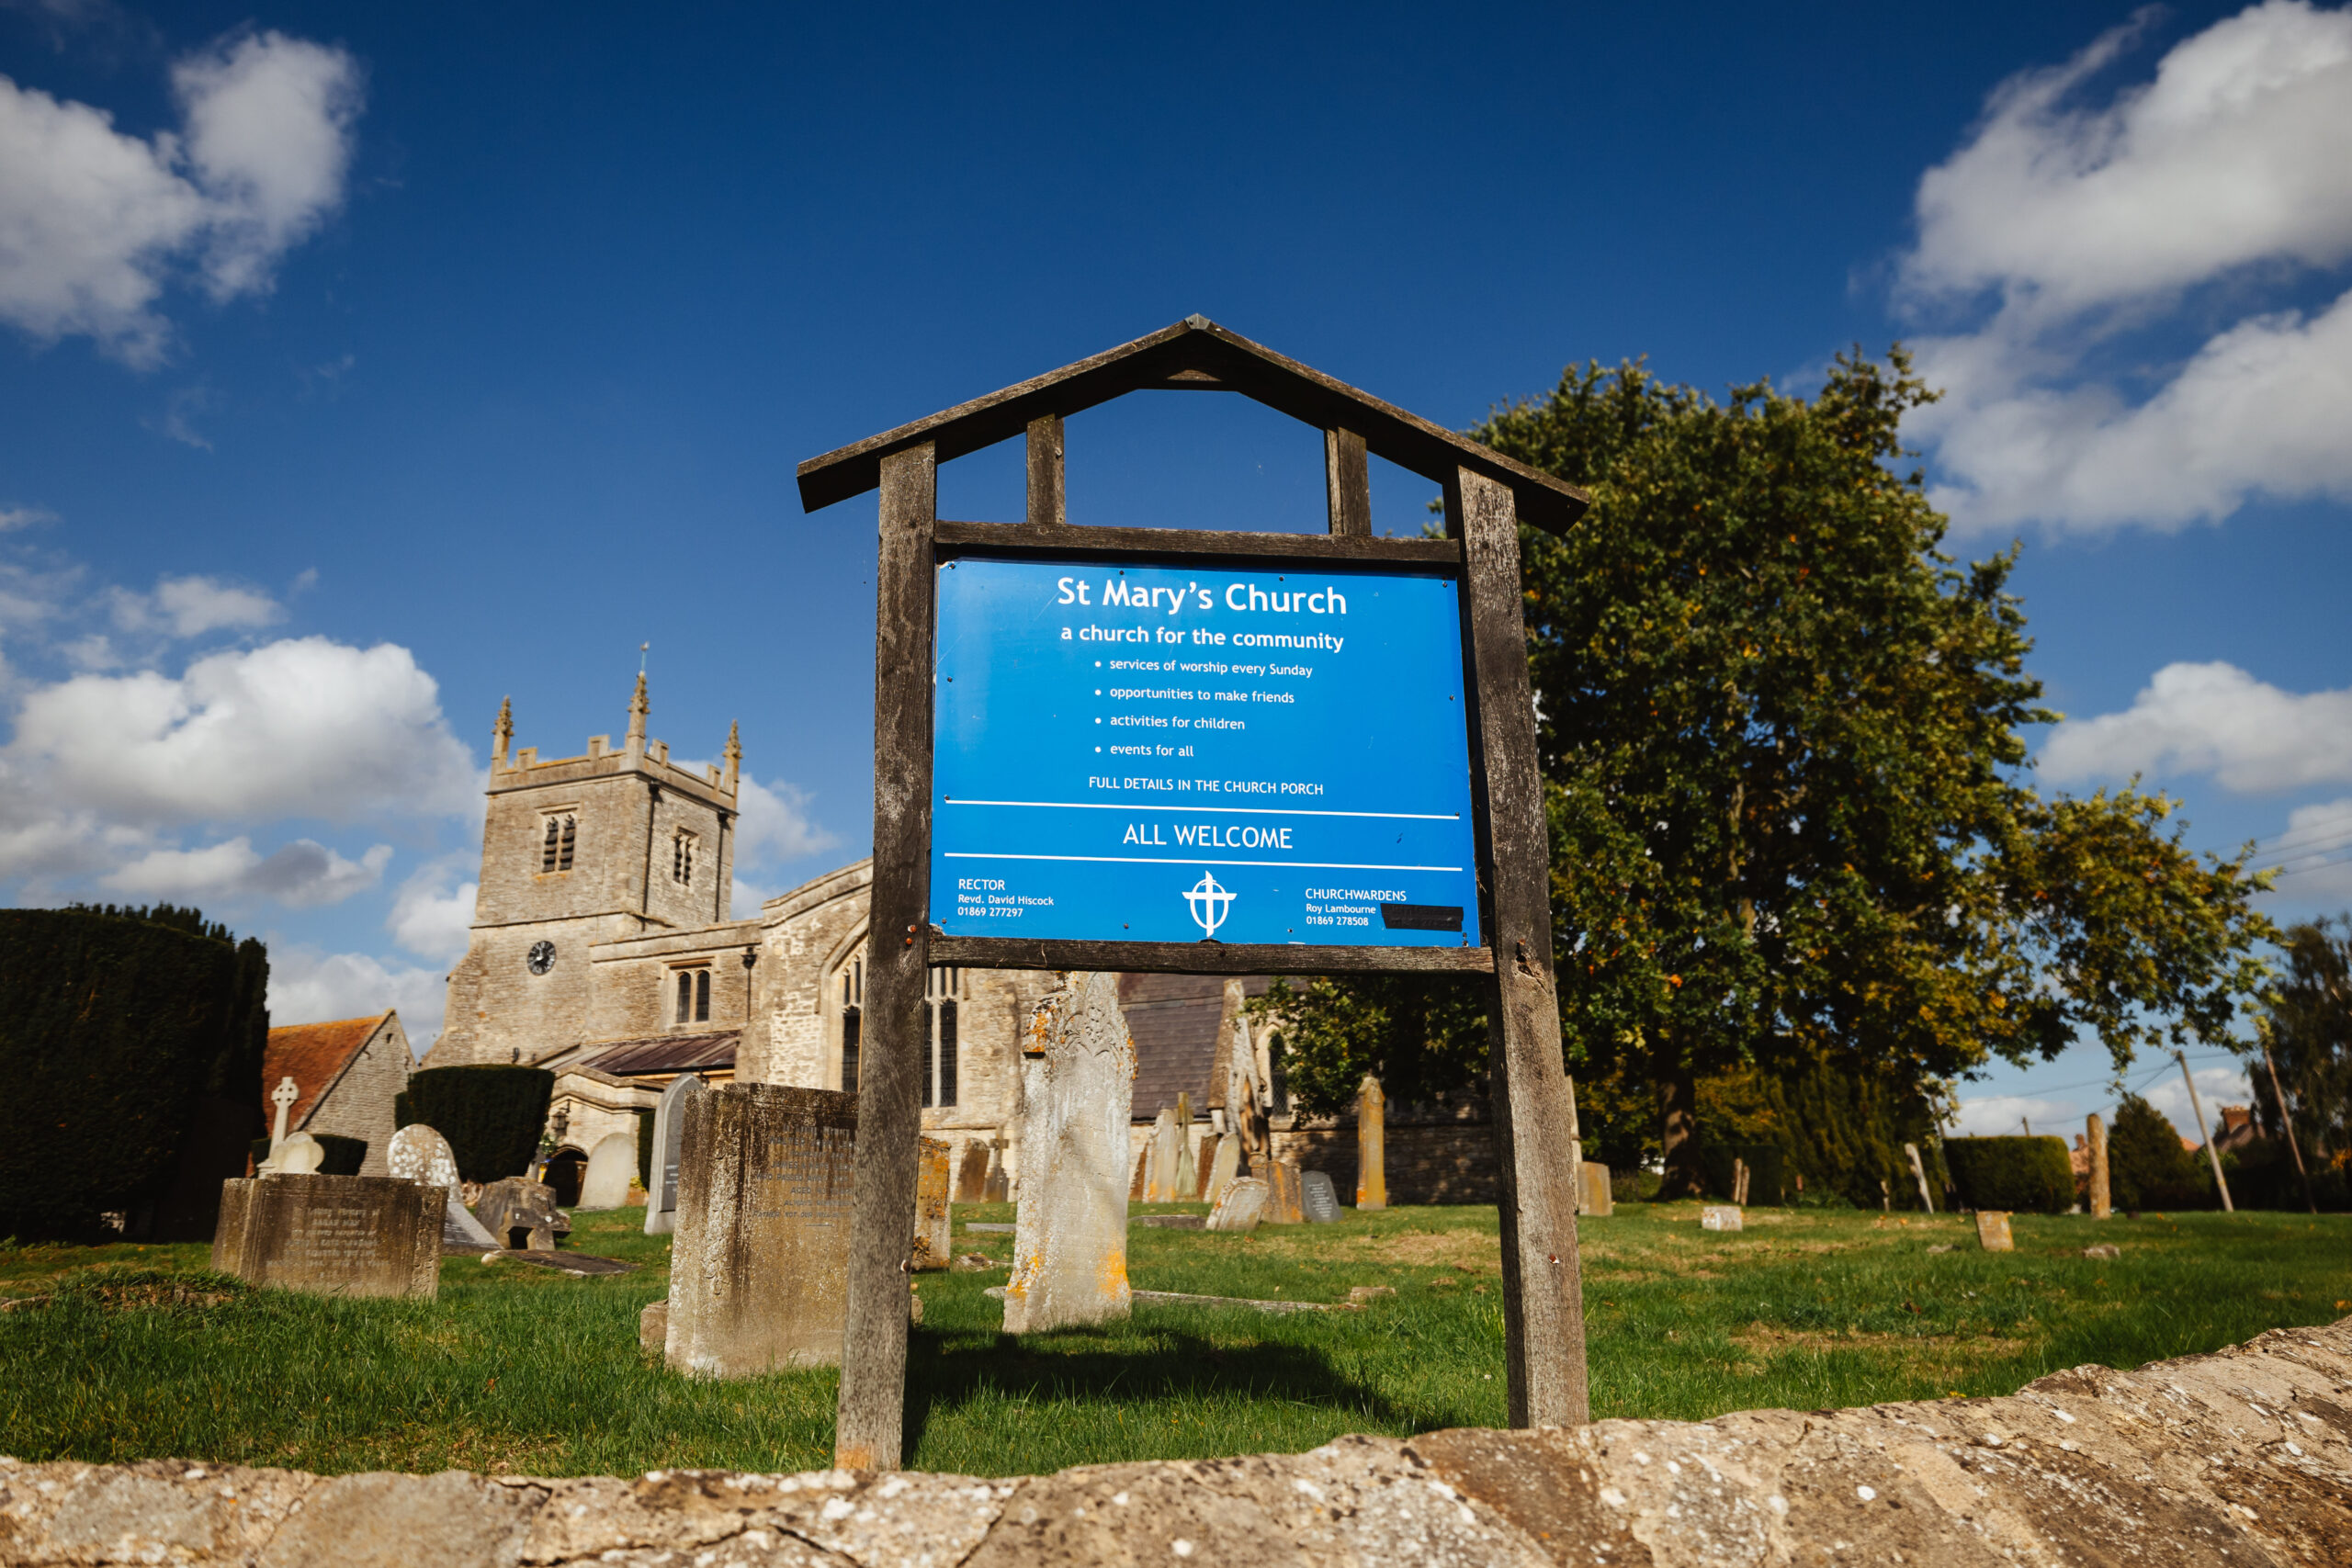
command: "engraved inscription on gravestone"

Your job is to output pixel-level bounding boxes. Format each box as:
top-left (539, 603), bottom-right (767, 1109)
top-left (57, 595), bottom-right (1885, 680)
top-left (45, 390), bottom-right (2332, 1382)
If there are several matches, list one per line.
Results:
top-left (645, 1072), bottom-right (704, 1237)
top-left (212, 1174), bottom-right (443, 1299)
top-left (1300, 1169), bottom-right (1341, 1224)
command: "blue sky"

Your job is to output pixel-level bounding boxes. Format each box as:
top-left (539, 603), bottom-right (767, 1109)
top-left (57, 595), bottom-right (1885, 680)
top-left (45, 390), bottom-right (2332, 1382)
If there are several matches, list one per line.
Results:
top-left (3, 0), bottom-right (2346, 1143)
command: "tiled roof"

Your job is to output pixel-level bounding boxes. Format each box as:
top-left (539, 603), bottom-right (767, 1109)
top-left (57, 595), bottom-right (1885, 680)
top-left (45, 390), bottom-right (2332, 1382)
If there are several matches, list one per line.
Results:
top-left (1120, 974), bottom-right (1271, 1122)
top-left (265, 1014), bottom-right (389, 1129)
top-left (579, 1032), bottom-right (740, 1077)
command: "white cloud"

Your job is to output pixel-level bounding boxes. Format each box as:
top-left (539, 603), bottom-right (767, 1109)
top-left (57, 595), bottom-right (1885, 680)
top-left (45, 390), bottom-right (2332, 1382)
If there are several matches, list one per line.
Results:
top-left (388, 856), bottom-right (476, 962)
top-left (108, 573), bottom-right (282, 637)
top-left (1894, 2), bottom-right (2352, 536)
top-left (2258, 795), bottom-right (2352, 901)
top-left (267, 944), bottom-right (445, 1054)
top-left (2, 634), bottom-right (478, 829)
top-left (0, 505), bottom-right (56, 531)
top-left (2138, 1063), bottom-right (2256, 1142)
top-left (1945, 1093), bottom-right (2075, 1138)
top-left (101, 835), bottom-right (390, 907)
top-left (734, 773), bottom-right (837, 865)
top-left (2040, 661), bottom-right (2352, 791)
top-left (0, 29), bottom-right (361, 365)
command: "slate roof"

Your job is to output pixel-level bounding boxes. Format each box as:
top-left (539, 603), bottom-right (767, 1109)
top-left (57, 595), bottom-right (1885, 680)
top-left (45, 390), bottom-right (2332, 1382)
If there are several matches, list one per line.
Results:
top-left (579, 1032), bottom-right (740, 1077)
top-left (1121, 974), bottom-right (1272, 1123)
top-left (264, 1014), bottom-right (390, 1130)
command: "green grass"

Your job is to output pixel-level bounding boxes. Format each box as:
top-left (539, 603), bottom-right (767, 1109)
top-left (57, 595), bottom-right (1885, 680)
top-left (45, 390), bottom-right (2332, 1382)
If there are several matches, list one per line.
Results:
top-left (4, 1201), bottom-right (2346, 1477)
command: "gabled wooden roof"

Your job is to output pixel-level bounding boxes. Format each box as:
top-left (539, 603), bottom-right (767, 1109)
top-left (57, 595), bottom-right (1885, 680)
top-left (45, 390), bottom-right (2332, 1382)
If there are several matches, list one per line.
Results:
top-left (795, 317), bottom-right (1590, 534)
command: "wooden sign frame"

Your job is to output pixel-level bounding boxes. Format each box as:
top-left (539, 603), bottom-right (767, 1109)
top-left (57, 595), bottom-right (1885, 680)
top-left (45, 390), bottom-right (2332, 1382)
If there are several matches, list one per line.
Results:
top-left (798, 318), bottom-right (1594, 1469)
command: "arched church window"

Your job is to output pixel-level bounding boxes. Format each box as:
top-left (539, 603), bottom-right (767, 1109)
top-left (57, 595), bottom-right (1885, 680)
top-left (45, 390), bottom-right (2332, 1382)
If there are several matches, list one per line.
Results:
top-left (673, 828), bottom-right (697, 886)
top-left (672, 966), bottom-right (712, 1026)
top-left (675, 970), bottom-right (692, 1024)
top-left (695, 968), bottom-right (710, 1022)
top-left (922, 965), bottom-right (961, 1109)
top-left (540, 812), bottom-right (577, 873)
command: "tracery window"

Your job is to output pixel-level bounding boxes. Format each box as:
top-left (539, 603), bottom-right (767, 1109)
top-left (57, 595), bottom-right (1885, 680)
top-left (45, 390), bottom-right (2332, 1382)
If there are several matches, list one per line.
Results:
top-left (840, 953), bottom-right (863, 1094)
top-left (539, 812), bottom-right (577, 873)
top-left (672, 828), bottom-right (697, 886)
top-left (673, 966), bottom-right (710, 1025)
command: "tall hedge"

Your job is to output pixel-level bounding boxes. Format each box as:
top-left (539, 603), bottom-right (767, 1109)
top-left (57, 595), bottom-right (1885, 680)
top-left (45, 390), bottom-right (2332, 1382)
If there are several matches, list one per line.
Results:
top-left (1943, 1135), bottom-right (2074, 1214)
top-left (395, 1066), bottom-right (553, 1182)
top-left (1702, 1141), bottom-right (1785, 1205)
top-left (0, 907), bottom-right (268, 1237)
top-left (2109, 1093), bottom-right (2211, 1212)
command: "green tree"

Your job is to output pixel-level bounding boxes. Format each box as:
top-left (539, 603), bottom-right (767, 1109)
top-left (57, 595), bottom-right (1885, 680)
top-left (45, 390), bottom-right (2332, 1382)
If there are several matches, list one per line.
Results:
top-left (2252, 916), bottom-right (2351, 1167)
top-left (2107, 1092), bottom-right (2205, 1213)
top-left (1262, 351), bottom-right (2276, 1196)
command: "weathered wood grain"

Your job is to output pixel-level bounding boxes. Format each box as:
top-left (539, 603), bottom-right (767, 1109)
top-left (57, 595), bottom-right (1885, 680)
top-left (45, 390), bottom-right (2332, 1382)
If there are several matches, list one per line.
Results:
top-left (1453, 464), bottom-right (1590, 1429)
top-left (834, 443), bottom-right (937, 1472)
top-left (1324, 427), bottom-right (1372, 536)
top-left (933, 519), bottom-right (1458, 566)
top-left (1024, 414), bottom-right (1064, 527)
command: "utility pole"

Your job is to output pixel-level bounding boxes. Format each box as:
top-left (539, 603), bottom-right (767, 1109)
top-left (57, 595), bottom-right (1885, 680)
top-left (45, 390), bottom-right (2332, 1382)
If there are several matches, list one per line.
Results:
top-left (2260, 1040), bottom-right (2316, 1215)
top-left (2175, 1050), bottom-right (2234, 1213)
top-left (2020, 1114), bottom-right (2033, 1137)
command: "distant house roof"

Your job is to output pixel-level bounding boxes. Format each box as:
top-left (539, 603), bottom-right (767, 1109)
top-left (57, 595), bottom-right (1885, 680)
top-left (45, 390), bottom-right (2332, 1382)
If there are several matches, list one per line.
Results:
top-left (265, 1013), bottom-right (392, 1130)
top-left (1121, 974), bottom-right (1271, 1122)
top-left (578, 1032), bottom-right (740, 1077)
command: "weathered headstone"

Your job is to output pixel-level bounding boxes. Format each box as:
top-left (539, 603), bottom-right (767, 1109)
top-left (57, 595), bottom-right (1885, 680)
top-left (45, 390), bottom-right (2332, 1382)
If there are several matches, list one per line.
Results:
top-left (1905, 1142), bottom-right (1938, 1213)
top-left (1974, 1210), bottom-right (2015, 1252)
top-left (477, 1177), bottom-right (567, 1251)
top-left (1262, 1160), bottom-right (1305, 1224)
top-left (666, 1084), bottom-right (857, 1376)
top-left (1701, 1205), bottom-right (1743, 1232)
top-left (1202, 1134), bottom-right (1242, 1208)
top-left (1143, 1108), bottom-right (1182, 1202)
top-left (1578, 1160), bottom-right (1613, 1218)
top-left (577, 1133), bottom-right (638, 1211)
top-left (1128, 1146), bottom-right (1148, 1201)
top-left (268, 1075), bottom-right (300, 1150)
top-left (1205, 1176), bottom-right (1269, 1233)
top-left (1300, 1169), bottom-right (1341, 1224)
top-left (1356, 1077), bottom-right (1387, 1211)
top-left (1172, 1093), bottom-right (1198, 1200)
top-left (1002, 972), bottom-right (1135, 1334)
top-left (2086, 1113), bottom-right (2111, 1221)
top-left (259, 1132), bottom-right (324, 1176)
top-left (387, 1123), bottom-right (500, 1250)
top-left (911, 1136), bottom-right (952, 1271)
top-left (954, 1142), bottom-right (989, 1203)
top-left (644, 1072), bottom-right (705, 1236)
top-left (212, 1174), bottom-right (444, 1298)
top-left (980, 1139), bottom-right (1010, 1202)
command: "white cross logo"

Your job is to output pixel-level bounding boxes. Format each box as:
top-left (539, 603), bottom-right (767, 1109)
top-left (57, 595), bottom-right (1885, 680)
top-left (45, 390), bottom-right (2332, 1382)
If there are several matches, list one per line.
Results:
top-left (1184, 872), bottom-right (1235, 940)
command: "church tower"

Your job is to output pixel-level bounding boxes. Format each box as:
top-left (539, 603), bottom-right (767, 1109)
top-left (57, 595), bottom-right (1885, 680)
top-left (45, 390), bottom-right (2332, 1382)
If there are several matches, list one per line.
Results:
top-left (427, 676), bottom-right (741, 1067)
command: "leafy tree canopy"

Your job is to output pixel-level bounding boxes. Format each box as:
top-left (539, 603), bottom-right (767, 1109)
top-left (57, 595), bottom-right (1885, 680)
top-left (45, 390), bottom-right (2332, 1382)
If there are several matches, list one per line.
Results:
top-left (2253, 917), bottom-right (2352, 1166)
top-left (1261, 350), bottom-right (2276, 1189)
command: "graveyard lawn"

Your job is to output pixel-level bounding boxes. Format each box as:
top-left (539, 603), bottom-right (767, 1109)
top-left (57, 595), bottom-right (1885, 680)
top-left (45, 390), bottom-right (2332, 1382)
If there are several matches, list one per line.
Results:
top-left (3, 1202), bottom-right (2347, 1478)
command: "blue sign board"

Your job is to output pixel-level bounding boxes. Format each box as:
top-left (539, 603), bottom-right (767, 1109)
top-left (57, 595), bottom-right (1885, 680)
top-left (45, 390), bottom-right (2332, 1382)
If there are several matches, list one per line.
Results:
top-left (930, 555), bottom-right (1483, 948)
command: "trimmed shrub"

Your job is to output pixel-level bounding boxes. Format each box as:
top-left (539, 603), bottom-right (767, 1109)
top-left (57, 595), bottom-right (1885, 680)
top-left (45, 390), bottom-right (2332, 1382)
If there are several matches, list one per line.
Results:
top-left (2109, 1094), bottom-right (2210, 1212)
top-left (1943, 1135), bottom-right (2074, 1214)
top-left (313, 1134), bottom-right (367, 1176)
top-left (395, 1066), bottom-right (553, 1182)
top-left (0, 907), bottom-right (268, 1237)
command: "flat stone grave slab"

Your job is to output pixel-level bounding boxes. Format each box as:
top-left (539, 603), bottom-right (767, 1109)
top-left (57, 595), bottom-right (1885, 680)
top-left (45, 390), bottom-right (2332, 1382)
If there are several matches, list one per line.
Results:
top-left (1136, 1214), bottom-right (1204, 1229)
top-left (964, 1221), bottom-right (1015, 1233)
top-left (212, 1174), bottom-right (444, 1299)
top-left (483, 1250), bottom-right (641, 1277)
top-left (1700, 1205), bottom-right (1743, 1231)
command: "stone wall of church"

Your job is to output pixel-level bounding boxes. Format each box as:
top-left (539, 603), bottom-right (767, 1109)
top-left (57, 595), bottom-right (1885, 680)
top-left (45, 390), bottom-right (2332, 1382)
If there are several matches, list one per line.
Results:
top-left (588, 920), bottom-right (763, 1043)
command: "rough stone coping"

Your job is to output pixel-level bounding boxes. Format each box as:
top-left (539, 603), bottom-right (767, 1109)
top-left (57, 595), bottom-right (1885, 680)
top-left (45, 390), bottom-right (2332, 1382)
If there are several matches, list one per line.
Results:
top-left (6, 1321), bottom-right (2352, 1565)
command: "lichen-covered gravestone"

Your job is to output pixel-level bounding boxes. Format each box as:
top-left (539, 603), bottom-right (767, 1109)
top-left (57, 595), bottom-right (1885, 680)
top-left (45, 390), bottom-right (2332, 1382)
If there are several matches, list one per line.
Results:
top-left (1261, 1160), bottom-right (1305, 1224)
top-left (577, 1133), bottom-right (639, 1211)
top-left (1201, 1133), bottom-right (1241, 1208)
top-left (386, 1124), bottom-right (500, 1250)
top-left (1205, 1175), bottom-right (1268, 1232)
top-left (1701, 1204), bottom-right (1743, 1231)
top-left (212, 1174), bottom-right (445, 1298)
top-left (1356, 1077), bottom-right (1387, 1210)
top-left (644, 1071), bottom-right (704, 1236)
top-left (1172, 1092), bottom-right (1198, 1199)
top-left (666, 1084), bottom-right (857, 1376)
top-left (1578, 1160), bottom-right (1613, 1217)
top-left (954, 1141), bottom-right (989, 1202)
top-left (910, 1136), bottom-right (952, 1270)
top-left (1974, 1210), bottom-right (2015, 1251)
top-left (1002, 971), bottom-right (1135, 1333)
top-left (1142, 1108), bottom-right (1182, 1201)
top-left (1300, 1169), bottom-right (1341, 1224)
top-left (477, 1178), bottom-right (567, 1251)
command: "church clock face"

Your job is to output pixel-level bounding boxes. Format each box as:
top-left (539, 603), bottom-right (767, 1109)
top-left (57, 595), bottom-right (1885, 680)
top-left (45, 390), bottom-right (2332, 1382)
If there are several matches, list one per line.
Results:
top-left (526, 941), bottom-right (556, 976)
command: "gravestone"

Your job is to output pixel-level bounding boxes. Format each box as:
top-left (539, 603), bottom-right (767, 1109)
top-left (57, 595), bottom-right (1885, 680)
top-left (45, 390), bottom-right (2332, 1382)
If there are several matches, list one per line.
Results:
top-left (387, 1123), bottom-right (500, 1250)
top-left (1202, 1134), bottom-right (1242, 1208)
top-left (1002, 972), bottom-right (1135, 1334)
top-left (1262, 1160), bottom-right (1305, 1224)
top-left (2086, 1113), bottom-right (2111, 1221)
top-left (477, 1177), bottom-right (567, 1251)
top-left (1974, 1211), bottom-right (2015, 1252)
top-left (577, 1133), bottom-right (639, 1211)
top-left (644, 1072), bottom-right (704, 1236)
top-left (955, 1142), bottom-right (989, 1203)
top-left (1129, 1148), bottom-right (1148, 1201)
top-left (1905, 1142), bottom-right (1938, 1213)
top-left (1578, 1160), bottom-right (1613, 1218)
top-left (1143, 1108), bottom-right (1182, 1202)
top-left (981, 1136), bottom-right (1011, 1202)
top-left (267, 1075), bottom-right (300, 1150)
top-left (911, 1136), bottom-right (952, 1270)
top-left (1205, 1176), bottom-right (1269, 1233)
top-left (1172, 1093), bottom-right (1198, 1200)
top-left (259, 1133), bottom-right (324, 1176)
top-left (666, 1084), bottom-right (858, 1376)
top-left (212, 1174), bottom-right (444, 1298)
top-left (1701, 1205), bottom-right (1743, 1232)
top-left (1300, 1169), bottom-right (1341, 1224)
top-left (1356, 1077), bottom-right (1387, 1211)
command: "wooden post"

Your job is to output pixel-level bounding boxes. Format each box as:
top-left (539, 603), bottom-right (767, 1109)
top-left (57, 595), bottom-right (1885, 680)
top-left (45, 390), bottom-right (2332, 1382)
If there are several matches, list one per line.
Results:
top-left (2260, 1041), bottom-right (2316, 1214)
top-left (2086, 1113), bottom-right (2110, 1219)
top-left (2175, 1050), bottom-right (2234, 1213)
top-left (834, 442), bottom-right (937, 1471)
top-left (1451, 465), bottom-right (1589, 1427)
top-left (1026, 414), bottom-right (1065, 527)
top-left (1325, 427), bottom-right (1371, 536)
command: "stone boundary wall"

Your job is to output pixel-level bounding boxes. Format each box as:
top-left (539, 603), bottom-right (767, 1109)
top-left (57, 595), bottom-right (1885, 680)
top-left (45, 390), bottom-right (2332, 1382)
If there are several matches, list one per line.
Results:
top-left (1274, 1121), bottom-right (1498, 1206)
top-left (7, 1320), bottom-right (2352, 1565)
